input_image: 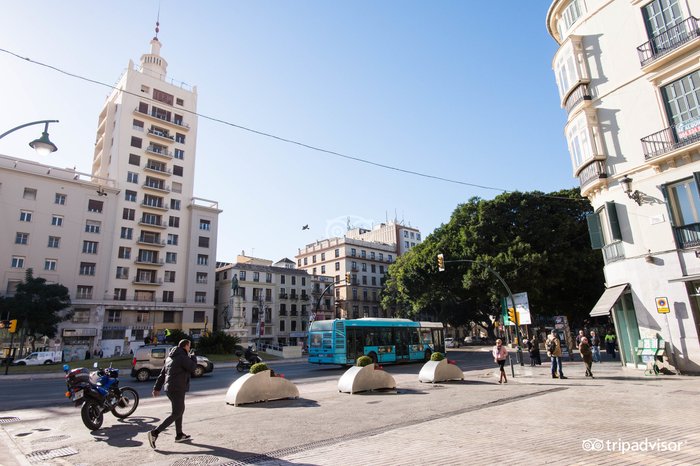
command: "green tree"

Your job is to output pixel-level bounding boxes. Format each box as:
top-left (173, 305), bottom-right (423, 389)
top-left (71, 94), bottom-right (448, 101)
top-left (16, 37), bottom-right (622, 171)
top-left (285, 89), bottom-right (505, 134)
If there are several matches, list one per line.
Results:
top-left (196, 331), bottom-right (240, 354)
top-left (382, 189), bottom-right (604, 333)
top-left (5, 269), bottom-right (71, 352)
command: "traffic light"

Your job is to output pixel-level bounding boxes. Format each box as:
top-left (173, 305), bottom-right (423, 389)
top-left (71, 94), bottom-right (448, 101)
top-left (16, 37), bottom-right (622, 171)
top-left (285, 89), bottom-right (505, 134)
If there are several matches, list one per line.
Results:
top-left (345, 272), bottom-right (351, 284)
top-left (8, 319), bottom-right (17, 333)
top-left (507, 307), bottom-right (516, 324)
top-left (437, 253), bottom-right (445, 272)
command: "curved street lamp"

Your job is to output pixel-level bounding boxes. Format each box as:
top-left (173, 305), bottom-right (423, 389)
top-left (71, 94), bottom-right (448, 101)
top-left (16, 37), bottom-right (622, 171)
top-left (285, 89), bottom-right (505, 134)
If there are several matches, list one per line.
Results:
top-left (0, 120), bottom-right (59, 155)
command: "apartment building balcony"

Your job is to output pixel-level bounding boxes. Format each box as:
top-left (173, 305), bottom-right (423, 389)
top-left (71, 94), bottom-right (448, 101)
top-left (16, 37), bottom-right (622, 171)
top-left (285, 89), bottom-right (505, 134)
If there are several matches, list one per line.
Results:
top-left (134, 258), bottom-right (164, 267)
top-left (137, 236), bottom-right (166, 247)
top-left (300, 294), bottom-right (310, 301)
top-left (144, 164), bottom-right (172, 176)
top-left (147, 128), bottom-right (175, 142)
top-left (564, 82), bottom-right (592, 114)
top-left (577, 160), bottom-right (608, 195)
top-left (637, 17), bottom-right (700, 70)
top-left (641, 121), bottom-right (700, 162)
top-left (142, 181), bottom-right (170, 193)
top-left (673, 223), bottom-right (700, 249)
top-left (132, 278), bottom-right (163, 286)
top-left (145, 145), bottom-right (173, 159)
top-left (290, 294), bottom-right (299, 300)
top-left (278, 293), bottom-right (288, 299)
top-left (140, 200), bottom-right (169, 211)
top-left (134, 107), bottom-right (190, 131)
top-left (351, 266), bottom-right (358, 272)
top-left (138, 219), bottom-right (166, 229)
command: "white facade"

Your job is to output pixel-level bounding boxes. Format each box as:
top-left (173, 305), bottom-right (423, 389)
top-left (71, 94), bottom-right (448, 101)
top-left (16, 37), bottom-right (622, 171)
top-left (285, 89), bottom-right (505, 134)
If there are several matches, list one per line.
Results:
top-left (0, 32), bottom-right (220, 357)
top-left (346, 222), bottom-right (422, 256)
top-left (548, 0), bottom-right (700, 372)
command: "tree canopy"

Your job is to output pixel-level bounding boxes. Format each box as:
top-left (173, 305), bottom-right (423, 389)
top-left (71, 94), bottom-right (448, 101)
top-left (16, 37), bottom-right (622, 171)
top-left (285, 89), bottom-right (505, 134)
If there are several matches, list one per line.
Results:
top-left (381, 189), bottom-right (604, 333)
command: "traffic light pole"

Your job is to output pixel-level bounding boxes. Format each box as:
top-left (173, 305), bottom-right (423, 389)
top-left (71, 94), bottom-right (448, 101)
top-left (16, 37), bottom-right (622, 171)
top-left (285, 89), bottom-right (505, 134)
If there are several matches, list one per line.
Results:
top-left (439, 257), bottom-right (524, 367)
top-left (4, 332), bottom-right (15, 375)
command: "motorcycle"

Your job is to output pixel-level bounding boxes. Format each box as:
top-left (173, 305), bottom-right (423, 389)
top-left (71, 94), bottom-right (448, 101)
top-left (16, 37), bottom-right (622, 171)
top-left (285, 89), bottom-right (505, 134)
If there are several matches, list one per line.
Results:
top-left (236, 354), bottom-right (262, 372)
top-left (63, 362), bottom-right (140, 431)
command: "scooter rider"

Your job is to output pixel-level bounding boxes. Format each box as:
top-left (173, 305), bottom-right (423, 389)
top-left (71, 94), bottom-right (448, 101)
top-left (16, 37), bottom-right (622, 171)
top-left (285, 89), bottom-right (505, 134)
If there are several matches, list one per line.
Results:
top-left (244, 346), bottom-right (260, 363)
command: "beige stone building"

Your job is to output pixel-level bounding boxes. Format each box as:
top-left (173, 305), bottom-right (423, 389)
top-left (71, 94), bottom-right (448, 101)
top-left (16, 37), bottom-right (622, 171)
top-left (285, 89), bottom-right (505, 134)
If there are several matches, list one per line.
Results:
top-left (547, 0), bottom-right (700, 372)
top-left (214, 256), bottom-right (332, 347)
top-left (296, 222), bottom-right (421, 319)
top-left (0, 31), bottom-right (220, 357)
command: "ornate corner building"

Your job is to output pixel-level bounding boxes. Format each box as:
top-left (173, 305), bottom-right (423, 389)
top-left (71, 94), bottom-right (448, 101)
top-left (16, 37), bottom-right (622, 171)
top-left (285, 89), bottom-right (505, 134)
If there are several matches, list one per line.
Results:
top-left (547, 0), bottom-right (700, 372)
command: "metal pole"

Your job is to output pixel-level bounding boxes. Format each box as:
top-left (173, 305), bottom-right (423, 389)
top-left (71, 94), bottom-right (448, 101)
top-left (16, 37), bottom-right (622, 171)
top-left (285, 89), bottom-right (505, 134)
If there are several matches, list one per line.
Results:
top-left (4, 332), bottom-right (15, 375)
top-left (0, 120), bottom-right (59, 141)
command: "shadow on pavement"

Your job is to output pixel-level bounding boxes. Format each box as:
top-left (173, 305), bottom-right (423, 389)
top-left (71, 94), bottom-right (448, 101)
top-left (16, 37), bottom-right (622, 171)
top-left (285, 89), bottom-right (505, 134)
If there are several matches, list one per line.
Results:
top-left (158, 441), bottom-right (313, 465)
top-left (91, 416), bottom-right (159, 448)
top-left (232, 398), bottom-right (320, 409)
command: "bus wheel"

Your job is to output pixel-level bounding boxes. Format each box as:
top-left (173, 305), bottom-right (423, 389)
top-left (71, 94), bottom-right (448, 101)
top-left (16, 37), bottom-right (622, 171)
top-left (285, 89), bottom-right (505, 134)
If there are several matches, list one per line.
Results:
top-left (424, 350), bottom-right (432, 361)
top-left (368, 352), bottom-right (378, 365)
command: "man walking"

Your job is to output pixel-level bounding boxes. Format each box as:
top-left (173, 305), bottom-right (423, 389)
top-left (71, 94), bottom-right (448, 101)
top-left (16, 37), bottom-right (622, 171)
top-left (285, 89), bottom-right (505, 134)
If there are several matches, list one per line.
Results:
top-left (546, 330), bottom-right (567, 379)
top-left (148, 339), bottom-right (197, 448)
top-left (589, 330), bottom-right (601, 363)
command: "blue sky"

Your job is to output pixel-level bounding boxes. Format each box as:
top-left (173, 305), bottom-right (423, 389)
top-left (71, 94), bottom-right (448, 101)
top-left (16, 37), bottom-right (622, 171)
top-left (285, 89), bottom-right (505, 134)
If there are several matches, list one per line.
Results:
top-left (0, 1), bottom-right (569, 263)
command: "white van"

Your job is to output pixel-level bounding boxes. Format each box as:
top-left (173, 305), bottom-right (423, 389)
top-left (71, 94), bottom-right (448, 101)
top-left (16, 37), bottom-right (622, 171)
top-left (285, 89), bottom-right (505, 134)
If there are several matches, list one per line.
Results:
top-left (13, 351), bottom-right (63, 366)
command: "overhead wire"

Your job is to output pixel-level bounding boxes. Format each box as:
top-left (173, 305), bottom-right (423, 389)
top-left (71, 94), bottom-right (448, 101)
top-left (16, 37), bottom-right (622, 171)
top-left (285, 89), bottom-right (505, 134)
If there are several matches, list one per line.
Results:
top-left (0, 46), bottom-right (585, 202)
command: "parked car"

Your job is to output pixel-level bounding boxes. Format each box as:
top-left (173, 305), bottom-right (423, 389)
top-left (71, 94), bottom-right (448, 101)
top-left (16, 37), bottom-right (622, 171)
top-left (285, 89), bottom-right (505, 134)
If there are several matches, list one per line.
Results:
top-left (13, 351), bottom-right (62, 366)
top-left (130, 344), bottom-right (214, 382)
top-left (445, 338), bottom-right (460, 349)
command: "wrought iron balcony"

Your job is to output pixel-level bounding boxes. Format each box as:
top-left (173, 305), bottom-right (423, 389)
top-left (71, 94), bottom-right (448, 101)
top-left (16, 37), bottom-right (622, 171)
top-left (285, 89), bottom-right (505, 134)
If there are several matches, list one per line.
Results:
top-left (637, 17), bottom-right (700, 67)
top-left (564, 82), bottom-right (592, 113)
top-left (147, 128), bottom-right (174, 141)
top-left (673, 223), bottom-right (700, 249)
top-left (578, 160), bottom-right (607, 189)
top-left (641, 121), bottom-right (700, 159)
top-left (145, 146), bottom-right (173, 158)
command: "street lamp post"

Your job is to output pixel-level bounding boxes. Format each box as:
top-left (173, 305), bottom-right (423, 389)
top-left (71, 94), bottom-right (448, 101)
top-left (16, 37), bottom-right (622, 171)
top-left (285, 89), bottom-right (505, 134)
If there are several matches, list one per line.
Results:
top-left (0, 120), bottom-right (59, 155)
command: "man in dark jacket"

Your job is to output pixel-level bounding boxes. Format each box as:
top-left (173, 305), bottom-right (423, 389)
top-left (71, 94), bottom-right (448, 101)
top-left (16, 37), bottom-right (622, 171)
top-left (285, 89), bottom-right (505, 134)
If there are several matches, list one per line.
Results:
top-left (148, 339), bottom-right (197, 448)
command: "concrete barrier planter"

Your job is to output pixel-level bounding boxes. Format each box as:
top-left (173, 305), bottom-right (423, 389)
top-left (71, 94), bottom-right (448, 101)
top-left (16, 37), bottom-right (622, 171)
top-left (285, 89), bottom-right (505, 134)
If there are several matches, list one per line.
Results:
top-left (225, 370), bottom-right (299, 406)
top-left (418, 358), bottom-right (464, 383)
top-left (338, 364), bottom-right (396, 394)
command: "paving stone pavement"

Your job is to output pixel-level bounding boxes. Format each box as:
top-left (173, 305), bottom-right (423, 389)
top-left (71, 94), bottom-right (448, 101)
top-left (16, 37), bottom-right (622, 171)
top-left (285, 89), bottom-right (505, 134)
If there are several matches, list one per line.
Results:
top-left (1, 360), bottom-right (698, 466)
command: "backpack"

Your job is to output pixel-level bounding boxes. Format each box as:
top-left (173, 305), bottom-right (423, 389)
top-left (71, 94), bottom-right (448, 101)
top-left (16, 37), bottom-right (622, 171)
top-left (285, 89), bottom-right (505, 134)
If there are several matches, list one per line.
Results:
top-left (547, 338), bottom-right (557, 353)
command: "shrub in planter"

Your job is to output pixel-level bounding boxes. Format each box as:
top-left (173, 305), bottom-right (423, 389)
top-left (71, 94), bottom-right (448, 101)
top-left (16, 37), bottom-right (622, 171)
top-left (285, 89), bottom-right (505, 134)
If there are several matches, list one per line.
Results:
top-left (430, 352), bottom-right (445, 362)
top-left (356, 355), bottom-right (373, 367)
top-left (250, 362), bottom-right (269, 374)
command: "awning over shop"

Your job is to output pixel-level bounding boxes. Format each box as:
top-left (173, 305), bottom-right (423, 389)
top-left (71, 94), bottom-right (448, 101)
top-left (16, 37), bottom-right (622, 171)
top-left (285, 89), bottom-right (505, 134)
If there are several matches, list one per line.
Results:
top-left (589, 284), bottom-right (628, 317)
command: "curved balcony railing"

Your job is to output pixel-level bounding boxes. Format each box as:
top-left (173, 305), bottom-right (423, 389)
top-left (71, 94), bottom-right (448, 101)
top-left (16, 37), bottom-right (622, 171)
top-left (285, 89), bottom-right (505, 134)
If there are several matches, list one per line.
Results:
top-left (578, 160), bottom-right (607, 188)
top-left (564, 82), bottom-right (592, 113)
top-left (673, 223), bottom-right (700, 249)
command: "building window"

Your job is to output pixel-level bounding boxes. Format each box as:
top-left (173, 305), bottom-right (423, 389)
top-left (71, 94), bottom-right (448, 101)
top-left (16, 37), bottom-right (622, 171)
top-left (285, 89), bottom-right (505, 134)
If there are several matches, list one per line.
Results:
top-left (643, 0), bottom-right (684, 47)
top-left (121, 227), bottom-right (133, 240)
top-left (291, 276), bottom-right (296, 285)
top-left (171, 182), bottom-right (182, 193)
top-left (291, 320), bottom-right (297, 332)
top-left (372, 276), bottom-right (377, 286)
top-left (170, 199), bottom-right (181, 210)
top-left (321, 252), bottom-right (326, 261)
top-left (76, 285), bottom-right (93, 299)
top-left (173, 165), bottom-right (183, 177)
top-left (116, 266), bottom-right (129, 279)
top-left (303, 257), bottom-right (308, 265)
top-left (107, 310), bottom-right (122, 323)
top-left (565, 111), bottom-right (598, 170)
top-left (197, 272), bottom-right (207, 284)
top-left (72, 309), bottom-right (90, 323)
top-left (239, 271), bottom-right (246, 280)
top-left (79, 262), bottom-right (96, 276)
top-left (253, 272), bottom-right (260, 282)
top-left (23, 188), bottom-right (37, 200)
top-left (197, 254), bottom-right (208, 266)
top-left (195, 292), bottom-right (206, 303)
top-left (44, 259), bottom-right (57, 271)
top-left (662, 70), bottom-right (700, 139)
top-left (165, 271), bottom-right (176, 283)
top-left (11, 256), bottom-right (24, 268)
top-left (15, 232), bottom-right (28, 245)
top-left (123, 208), bottom-right (135, 221)
top-left (48, 235), bottom-right (62, 248)
top-left (85, 220), bottom-right (101, 233)
top-left (405, 241), bottom-right (410, 248)
top-left (193, 311), bottom-right (205, 323)
top-left (175, 133), bottom-right (185, 144)
top-left (87, 199), bottom-right (104, 213)
top-left (351, 248), bottom-right (356, 257)
top-left (166, 252), bottom-right (177, 263)
top-left (174, 148), bottom-right (184, 159)
top-left (162, 291), bottom-right (174, 302)
top-left (51, 215), bottom-right (63, 226)
top-left (130, 136), bottom-right (142, 148)
top-left (361, 263), bottom-right (367, 272)
top-left (266, 273), bottom-right (272, 283)
top-left (664, 175), bottom-right (700, 248)
top-left (125, 190), bottom-right (137, 202)
top-left (556, 0), bottom-right (583, 39)
top-left (176, 97), bottom-right (184, 106)
top-left (118, 247), bottom-right (131, 259)
top-left (153, 88), bottom-right (174, 105)
top-left (55, 193), bottom-right (66, 205)
top-left (162, 311), bottom-right (175, 323)
top-left (388, 255), bottom-right (393, 262)
top-left (19, 210), bottom-right (32, 222)
top-left (361, 250), bottom-right (366, 258)
top-left (321, 265), bottom-right (326, 274)
top-left (167, 234), bottom-right (178, 245)
top-left (199, 236), bottom-right (209, 248)
top-left (129, 153), bottom-right (141, 165)
top-left (335, 262), bottom-right (340, 271)
top-left (127, 171), bottom-right (138, 183)
top-left (83, 241), bottom-right (98, 254)
top-left (200, 219), bottom-right (210, 230)
top-left (335, 248), bottom-right (340, 258)
top-left (169, 216), bottom-right (180, 228)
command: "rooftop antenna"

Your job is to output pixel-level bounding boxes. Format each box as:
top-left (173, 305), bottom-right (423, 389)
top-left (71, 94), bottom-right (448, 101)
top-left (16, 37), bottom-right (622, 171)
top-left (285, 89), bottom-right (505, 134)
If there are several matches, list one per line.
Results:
top-left (154, 2), bottom-right (161, 40)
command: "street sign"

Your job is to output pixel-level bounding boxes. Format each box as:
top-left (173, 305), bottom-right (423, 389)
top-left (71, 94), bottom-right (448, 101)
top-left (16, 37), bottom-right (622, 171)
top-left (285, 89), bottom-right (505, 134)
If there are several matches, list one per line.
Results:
top-left (656, 297), bottom-right (670, 314)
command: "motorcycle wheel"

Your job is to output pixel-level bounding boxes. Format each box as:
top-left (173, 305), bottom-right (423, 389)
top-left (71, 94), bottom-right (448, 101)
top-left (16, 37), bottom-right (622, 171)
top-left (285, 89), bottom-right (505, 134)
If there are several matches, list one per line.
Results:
top-left (111, 387), bottom-right (139, 419)
top-left (236, 363), bottom-right (244, 372)
top-left (81, 400), bottom-right (104, 431)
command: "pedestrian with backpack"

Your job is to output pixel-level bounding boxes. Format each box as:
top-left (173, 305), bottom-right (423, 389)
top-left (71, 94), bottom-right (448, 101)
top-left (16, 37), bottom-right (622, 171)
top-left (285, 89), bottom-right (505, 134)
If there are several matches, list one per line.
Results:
top-left (546, 330), bottom-right (567, 379)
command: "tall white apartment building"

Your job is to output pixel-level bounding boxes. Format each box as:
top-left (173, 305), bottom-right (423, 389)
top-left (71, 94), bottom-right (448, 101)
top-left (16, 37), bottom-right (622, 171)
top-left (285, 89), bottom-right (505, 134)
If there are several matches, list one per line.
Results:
top-left (214, 256), bottom-right (328, 347)
top-left (0, 30), bottom-right (220, 357)
top-left (547, 0), bottom-right (700, 372)
top-left (296, 222), bottom-right (419, 319)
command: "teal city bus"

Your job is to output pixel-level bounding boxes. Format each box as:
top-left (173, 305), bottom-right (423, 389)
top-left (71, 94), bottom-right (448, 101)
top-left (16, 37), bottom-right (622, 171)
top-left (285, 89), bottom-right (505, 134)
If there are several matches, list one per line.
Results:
top-left (307, 318), bottom-right (445, 366)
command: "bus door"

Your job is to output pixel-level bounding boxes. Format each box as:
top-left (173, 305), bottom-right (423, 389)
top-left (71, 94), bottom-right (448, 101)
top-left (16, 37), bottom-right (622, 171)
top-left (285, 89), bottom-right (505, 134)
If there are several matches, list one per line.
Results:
top-left (408, 328), bottom-right (424, 360)
top-left (346, 327), bottom-right (365, 364)
top-left (394, 328), bottom-right (410, 360)
top-left (432, 328), bottom-right (445, 354)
